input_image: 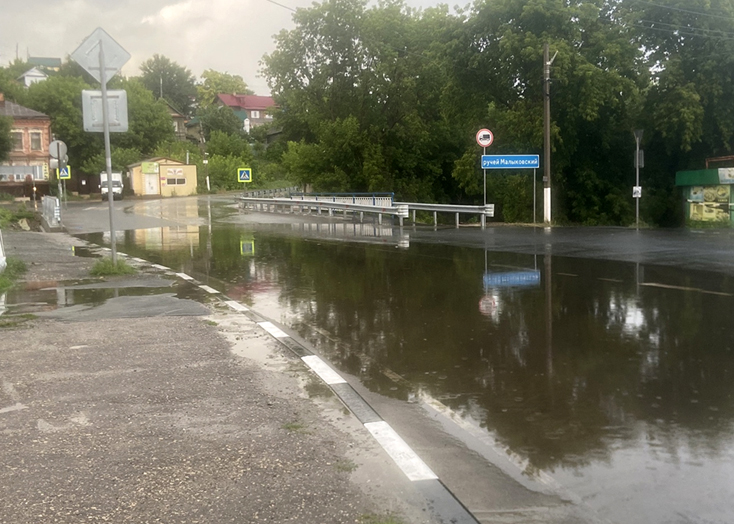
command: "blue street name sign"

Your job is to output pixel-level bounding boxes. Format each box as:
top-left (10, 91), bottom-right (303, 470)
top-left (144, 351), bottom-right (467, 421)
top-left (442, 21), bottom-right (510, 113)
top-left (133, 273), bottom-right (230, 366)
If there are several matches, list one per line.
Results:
top-left (482, 155), bottom-right (539, 169)
top-left (483, 270), bottom-right (541, 289)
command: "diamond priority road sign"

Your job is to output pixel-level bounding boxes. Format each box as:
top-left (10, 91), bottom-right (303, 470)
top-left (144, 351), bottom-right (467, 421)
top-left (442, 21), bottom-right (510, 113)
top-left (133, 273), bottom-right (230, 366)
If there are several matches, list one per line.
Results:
top-left (482, 155), bottom-right (540, 169)
top-left (71, 28), bottom-right (130, 85)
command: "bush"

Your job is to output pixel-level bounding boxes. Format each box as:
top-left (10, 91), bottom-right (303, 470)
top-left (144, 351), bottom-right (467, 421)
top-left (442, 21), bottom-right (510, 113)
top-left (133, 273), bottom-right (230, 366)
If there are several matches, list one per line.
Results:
top-left (0, 257), bottom-right (27, 292)
top-left (90, 257), bottom-right (137, 276)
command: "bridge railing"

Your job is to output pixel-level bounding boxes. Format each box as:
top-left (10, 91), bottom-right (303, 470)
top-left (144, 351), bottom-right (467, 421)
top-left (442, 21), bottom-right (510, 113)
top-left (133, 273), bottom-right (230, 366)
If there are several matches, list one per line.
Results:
top-left (236, 196), bottom-right (408, 224)
top-left (242, 186), bottom-right (300, 198)
top-left (396, 202), bottom-right (495, 228)
top-left (289, 192), bottom-right (394, 207)
top-left (236, 195), bottom-right (495, 228)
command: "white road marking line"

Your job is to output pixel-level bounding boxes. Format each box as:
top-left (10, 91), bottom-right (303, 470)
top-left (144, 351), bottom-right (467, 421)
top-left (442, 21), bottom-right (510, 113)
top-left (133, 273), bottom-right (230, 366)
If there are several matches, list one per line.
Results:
top-left (176, 272), bottom-right (194, 281)
top-left (0, 403), bottom-right (28, 414)
top-left (258, 321), bottom-right (289, 338)
top-left (133, 257), bottom-right (147, 263)
top-left (199, 285), bottom-right (219, 294)
top-left (151, 264), bottom-right (170, 270)
top-left (225, 300), bottom-right (249, 312)
top-left (364, 420), bottom-right (438, 481)
top-left (301, 355), bottom-right (347, 385)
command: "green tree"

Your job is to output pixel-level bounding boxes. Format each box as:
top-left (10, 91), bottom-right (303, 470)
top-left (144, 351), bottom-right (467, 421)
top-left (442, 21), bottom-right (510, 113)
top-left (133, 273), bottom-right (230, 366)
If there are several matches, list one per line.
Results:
top-left (24, 74), bottom-right (174, 174)
top-left (0, 65), bottom-right (27, 104)
top-left (262, 0), bottom-right (463, 201)
top-left (80, 147), bottom-right (143, 174)
top-left (196, 70), bottom-right (253, 109)
top-left (24, 75), bottom-right (100, 170)
top-left (624, 0), bottom-right (734, 225)
top-left (208, 152), bottom-right (254, 191)
top-left (0, 116), bottom-right (12, 161)
top-left (110, 77), bottom-right (175, 155)
top-left (198, 104), bottom-right (243, 140)
top-left (455, 0), bottom-right (644, 225)
top-left (207, 130), bottom-right (249, 157)
top-left (139, 54), bottom-right (197, 116)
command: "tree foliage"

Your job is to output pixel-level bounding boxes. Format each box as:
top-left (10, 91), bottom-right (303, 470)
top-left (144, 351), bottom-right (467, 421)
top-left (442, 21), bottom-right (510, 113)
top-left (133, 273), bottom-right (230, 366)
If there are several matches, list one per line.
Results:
top-left (0, 116), bottom-right (12, 162)
top-left (263, 0), bottom-right (734, 225)
top-left (139, 54), bottom-right (197, 116)
top-left (197, 104), bottom-right (243, 140)
top-left (196, 70), bottom-right (252, 109)
top-left (23, 71), bottom-right (174, 174)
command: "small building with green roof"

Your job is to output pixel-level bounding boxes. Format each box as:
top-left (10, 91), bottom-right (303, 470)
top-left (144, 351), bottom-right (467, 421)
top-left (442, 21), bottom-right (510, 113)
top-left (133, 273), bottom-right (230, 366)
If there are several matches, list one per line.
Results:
top-left (675, 168), bottom-right (734, 225)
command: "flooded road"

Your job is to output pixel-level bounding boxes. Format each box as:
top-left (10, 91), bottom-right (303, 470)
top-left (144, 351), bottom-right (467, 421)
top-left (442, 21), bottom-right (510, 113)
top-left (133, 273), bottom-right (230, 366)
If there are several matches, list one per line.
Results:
top-left (61, 197), bottom-right (734, 523)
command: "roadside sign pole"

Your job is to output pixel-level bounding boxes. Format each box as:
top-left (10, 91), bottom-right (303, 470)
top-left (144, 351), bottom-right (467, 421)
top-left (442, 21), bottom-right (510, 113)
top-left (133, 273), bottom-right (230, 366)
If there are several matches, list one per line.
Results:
top-left (56, 142), bottom-right (63, 203)
top-left (533, 168), bottom-right (538, 224)
top-left (483, 146), bottom-right (487, 207)
top-left (99, 43), bottom-right (117, 264)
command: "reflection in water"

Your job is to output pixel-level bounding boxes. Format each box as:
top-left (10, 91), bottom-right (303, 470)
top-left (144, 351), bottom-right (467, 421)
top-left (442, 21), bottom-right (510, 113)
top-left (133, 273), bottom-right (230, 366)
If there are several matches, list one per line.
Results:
top-left (109, 220), bottom-right (734, 524)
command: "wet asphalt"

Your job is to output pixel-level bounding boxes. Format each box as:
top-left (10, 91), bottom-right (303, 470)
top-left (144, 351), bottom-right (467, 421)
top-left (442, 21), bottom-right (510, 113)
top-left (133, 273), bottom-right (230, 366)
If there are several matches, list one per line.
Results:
top-left (5, 196), bottom-right (734, 524)
top-left (0, 229), bottom-right (438, 524)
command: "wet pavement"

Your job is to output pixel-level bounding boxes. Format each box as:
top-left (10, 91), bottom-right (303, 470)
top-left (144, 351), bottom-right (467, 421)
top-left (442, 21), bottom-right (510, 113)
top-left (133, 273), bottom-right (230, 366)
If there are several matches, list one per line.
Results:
top-left (0, 228), bottom-right (444, 524)
top-left (12, 197), bottom-right (734, 524)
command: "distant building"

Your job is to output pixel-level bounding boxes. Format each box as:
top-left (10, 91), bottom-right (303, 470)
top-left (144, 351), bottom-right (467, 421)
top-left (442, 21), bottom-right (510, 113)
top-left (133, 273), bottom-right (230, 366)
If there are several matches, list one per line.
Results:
top-left (27, 57), bottom-right (62, 72)
top-left (164, 100), bottom-right (187, 141)
top-left (215, 94), bottom-right (276, 131)
top-left (0, 92), bottom-right (52, 197)
top-left (126, 157), bottom-right (198, 198)
top-left (17, 67), bottom-right (48, 87)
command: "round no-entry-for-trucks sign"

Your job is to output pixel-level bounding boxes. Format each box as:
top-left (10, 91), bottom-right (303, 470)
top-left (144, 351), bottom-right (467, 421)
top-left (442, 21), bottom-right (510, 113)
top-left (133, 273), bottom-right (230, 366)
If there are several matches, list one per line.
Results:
top-left (476, 129), bottom-right (494, 147)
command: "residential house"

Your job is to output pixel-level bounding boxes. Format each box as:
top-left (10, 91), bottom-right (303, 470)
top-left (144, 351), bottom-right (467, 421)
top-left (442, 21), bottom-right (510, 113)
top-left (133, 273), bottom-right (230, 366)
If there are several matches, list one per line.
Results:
top-left (0, 93), bottom-right (52, 197)
top-left (216, 94), bottom-right (275, 131)
top-left (17, 67), bottom-right (48, 87)
top-left (27, 57), bottom-right (62, 73)
top-left (185, 116), bottom-right (204, 144)
top-left (127, 157), bottom-right (198, 198)
top-left (164, 100), bottom-right (188, 141)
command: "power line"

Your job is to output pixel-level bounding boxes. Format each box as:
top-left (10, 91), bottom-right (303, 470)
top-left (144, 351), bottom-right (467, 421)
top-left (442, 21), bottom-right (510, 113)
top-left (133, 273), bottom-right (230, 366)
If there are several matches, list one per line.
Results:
top-left (638, 19), bottom-right (734, 38)
top-left (630, 0), bottom-right (734, 21)
top-left (266, 0), bottom-right (296, 13)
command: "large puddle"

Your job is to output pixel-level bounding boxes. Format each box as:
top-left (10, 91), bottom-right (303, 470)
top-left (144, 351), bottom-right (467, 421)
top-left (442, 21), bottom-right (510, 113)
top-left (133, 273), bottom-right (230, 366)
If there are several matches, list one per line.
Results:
top-left (58, 202), bottom-right (734, 524)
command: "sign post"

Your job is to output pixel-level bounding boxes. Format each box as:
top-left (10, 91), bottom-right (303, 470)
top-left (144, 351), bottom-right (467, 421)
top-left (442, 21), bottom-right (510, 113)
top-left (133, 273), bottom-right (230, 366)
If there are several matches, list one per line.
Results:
top-left (634, 129), bottom-right (644, 230)
top-left (49, 140), bottom-right (68, 204)
top-left (476, 129), bottom-right (494, 207)
top-left (72, 28), bottom-right (130, 264)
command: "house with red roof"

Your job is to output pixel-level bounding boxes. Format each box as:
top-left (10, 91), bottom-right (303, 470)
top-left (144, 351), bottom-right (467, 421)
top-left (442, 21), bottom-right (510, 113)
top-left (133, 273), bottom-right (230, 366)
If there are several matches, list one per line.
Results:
top-left (215, 94), bottom-right (275, 132)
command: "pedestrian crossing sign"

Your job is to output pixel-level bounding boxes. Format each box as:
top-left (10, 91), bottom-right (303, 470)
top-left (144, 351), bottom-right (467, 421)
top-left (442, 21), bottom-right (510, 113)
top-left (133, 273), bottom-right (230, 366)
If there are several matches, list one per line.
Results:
top-left (237, 167), bottom-right (252, 183)
top-left (57, 166), bottom-right (71, 180)
top-left (240, 240), bottom-right (255, 255)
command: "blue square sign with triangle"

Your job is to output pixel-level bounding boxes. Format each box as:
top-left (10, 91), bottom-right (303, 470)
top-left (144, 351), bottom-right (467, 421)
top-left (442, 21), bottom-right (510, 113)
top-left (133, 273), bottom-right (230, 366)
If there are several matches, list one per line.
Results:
top-left (238, 167), bottom-right (252, 183)
top-left (58, 166), bottom-right (71, 180)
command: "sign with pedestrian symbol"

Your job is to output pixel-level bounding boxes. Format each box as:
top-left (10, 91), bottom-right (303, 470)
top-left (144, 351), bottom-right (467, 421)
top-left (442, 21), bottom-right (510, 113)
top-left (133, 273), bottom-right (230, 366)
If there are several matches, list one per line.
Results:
top-left (238, 168), bottom-right (252, 183)
top-left (57, 166), bottom-right (71, 180)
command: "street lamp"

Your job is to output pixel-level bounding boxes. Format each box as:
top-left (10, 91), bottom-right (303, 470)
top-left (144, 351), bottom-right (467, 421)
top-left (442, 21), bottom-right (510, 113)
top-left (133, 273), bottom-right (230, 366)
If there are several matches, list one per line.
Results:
top-left (634, 129), bottom-right (644, 229)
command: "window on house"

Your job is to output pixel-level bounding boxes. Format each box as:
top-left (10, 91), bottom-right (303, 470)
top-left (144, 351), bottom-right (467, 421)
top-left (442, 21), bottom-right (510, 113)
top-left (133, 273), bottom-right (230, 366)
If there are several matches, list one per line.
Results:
top-left (250, 110), bottom-right (260, 119)
top-left (265, 113), bottom-right (273, 119)
top-left (12, 131), bottom-right (23, 150)
top-left (166, 178), bottom-right (187, 185)
top-left (30, 132), bottom-right (42, 151)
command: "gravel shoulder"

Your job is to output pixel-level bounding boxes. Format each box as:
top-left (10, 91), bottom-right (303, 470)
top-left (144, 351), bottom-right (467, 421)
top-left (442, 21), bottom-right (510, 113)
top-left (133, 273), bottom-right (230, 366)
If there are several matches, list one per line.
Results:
top-left (0, 230), bottom-right (435, 524)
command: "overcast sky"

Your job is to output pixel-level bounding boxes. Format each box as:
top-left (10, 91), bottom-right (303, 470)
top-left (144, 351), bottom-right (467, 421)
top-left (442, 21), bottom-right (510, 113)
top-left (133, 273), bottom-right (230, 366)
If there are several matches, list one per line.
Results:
top-left (1, 0), bottom-right (445, 95)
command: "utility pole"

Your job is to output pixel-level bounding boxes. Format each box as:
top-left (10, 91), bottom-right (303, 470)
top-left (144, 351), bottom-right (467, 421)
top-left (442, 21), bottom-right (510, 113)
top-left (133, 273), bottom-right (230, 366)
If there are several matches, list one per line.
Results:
top-left (543, 43), bottom-right (557, 225)
top-left (634, 129), bottom-right (644, 230)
